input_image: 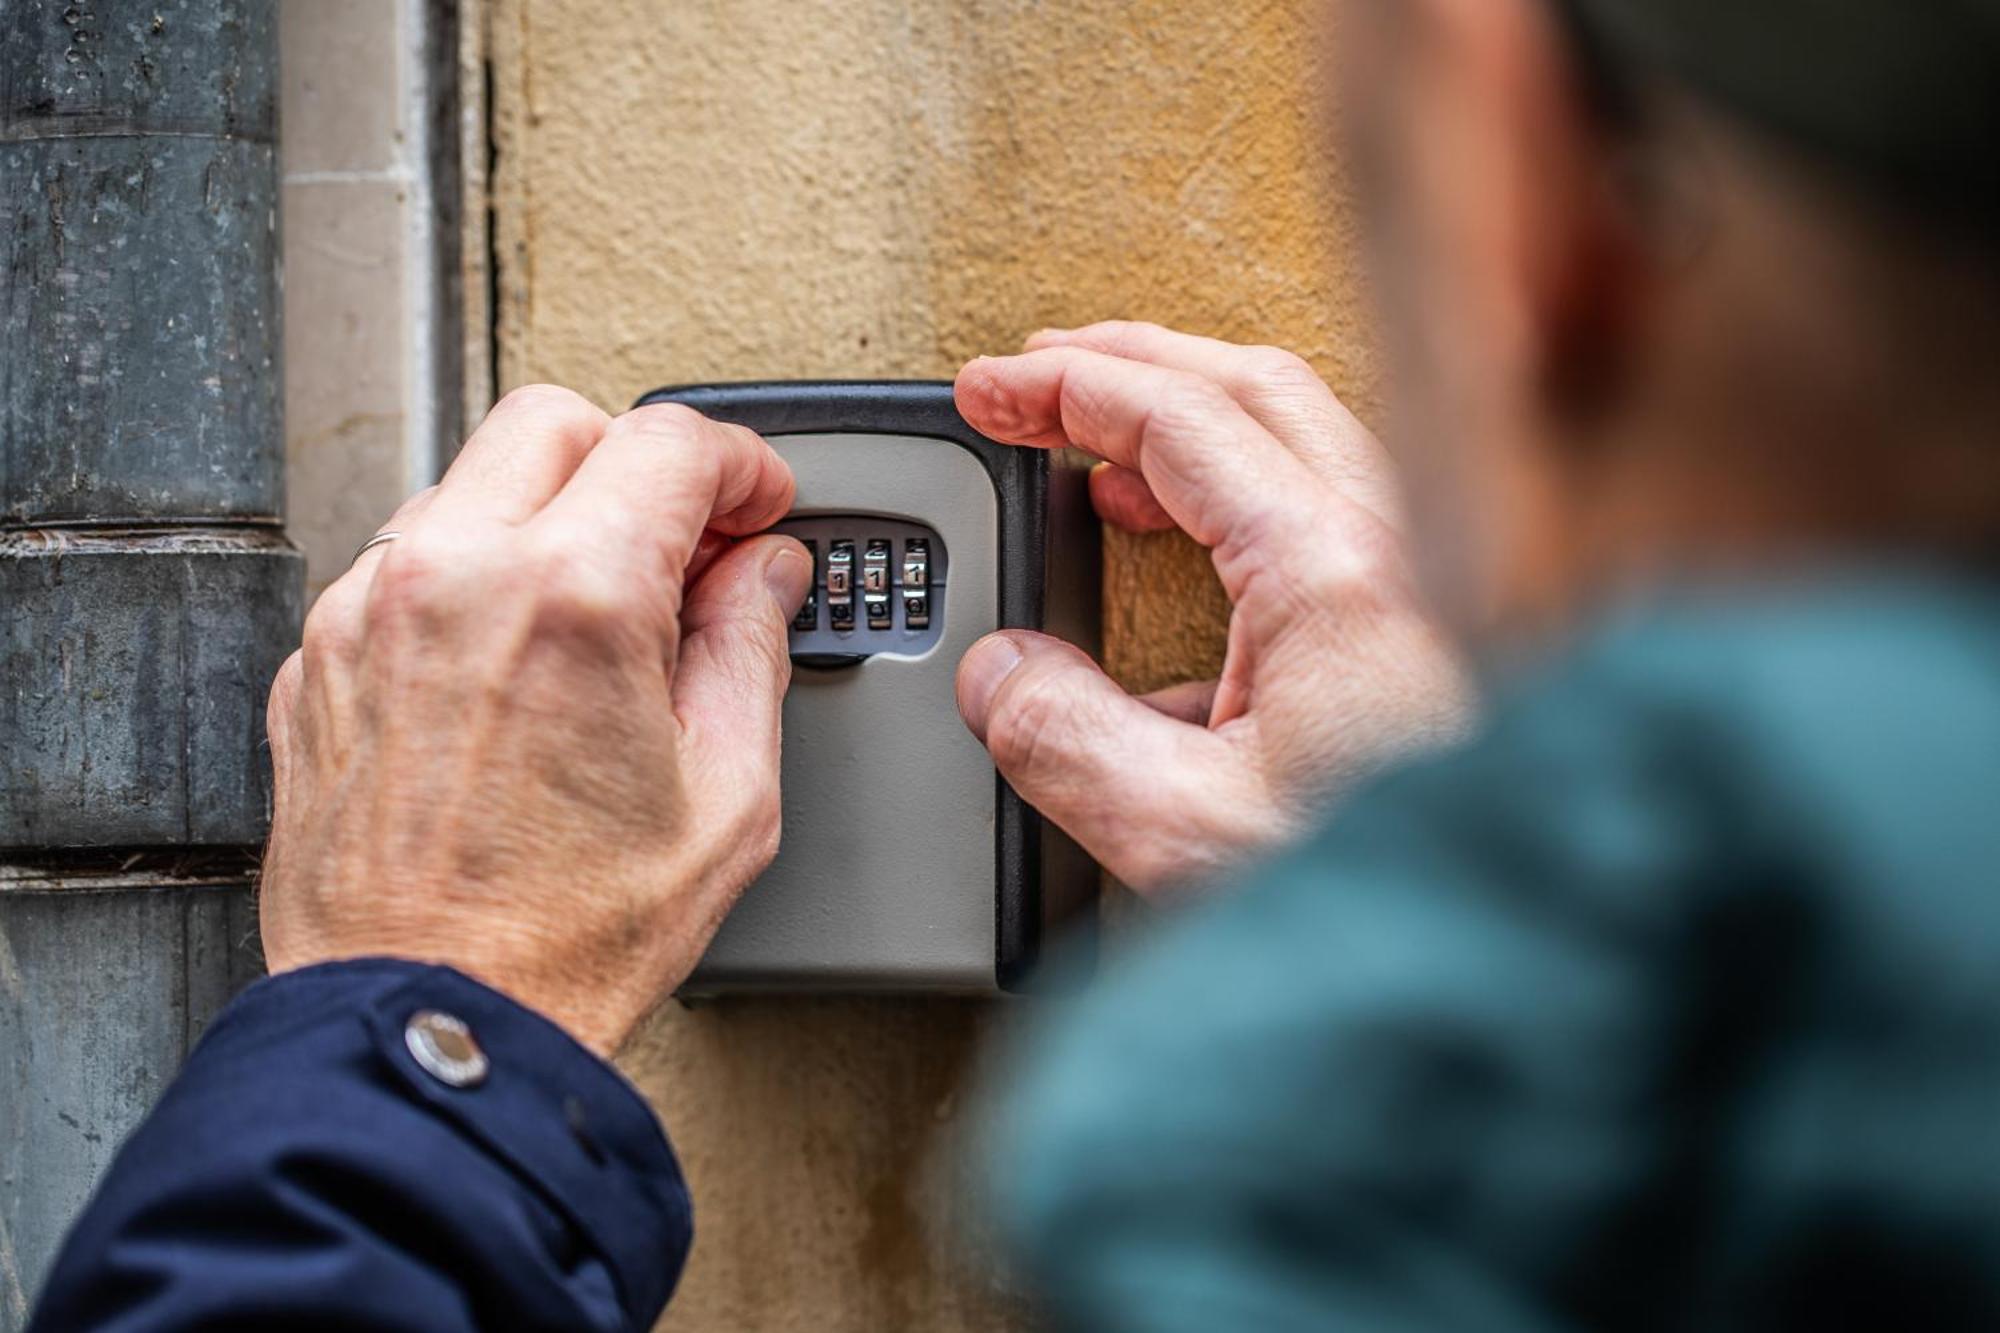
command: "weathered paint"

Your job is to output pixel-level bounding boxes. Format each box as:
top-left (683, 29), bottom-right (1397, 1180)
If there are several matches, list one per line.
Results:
top-left (1, 1), bottom-right (283, 524)
top-left (0, 136), bottom-right (284, 524)
top-left (0, 3), bottom-right (293, 1323)
top-left (0, 529), bottom-right (302, 849)
top-left (487, 1), bottom-right (1372, 1326)
top-left (0, 0), bottom-right (296, 842)
top-left (0, 876), bottom-right (261, 1329)
top-left (0, 1), bottom-right (277, 139)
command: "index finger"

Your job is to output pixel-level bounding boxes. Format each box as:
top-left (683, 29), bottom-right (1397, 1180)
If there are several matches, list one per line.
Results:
top-left (425, 384), bottom-right (612, 528)
top-left (955, 346), bottom-right (1326, 565)
top-left (1025, 322), bottom-right (1402, 530)
top-left (533, 401), bottom-right (795, 587)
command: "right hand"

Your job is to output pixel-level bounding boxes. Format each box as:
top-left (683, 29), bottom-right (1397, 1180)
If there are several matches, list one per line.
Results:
top-left (953, 322), bottom-right (1471, 894)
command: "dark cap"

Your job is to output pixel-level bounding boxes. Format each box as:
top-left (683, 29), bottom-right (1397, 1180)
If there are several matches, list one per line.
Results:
top-left (1561, 0), bottom-right (2000, 233)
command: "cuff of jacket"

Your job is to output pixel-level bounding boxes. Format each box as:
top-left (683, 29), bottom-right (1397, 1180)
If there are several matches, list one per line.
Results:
top-left (207, 958), bottom-right (692, 1323)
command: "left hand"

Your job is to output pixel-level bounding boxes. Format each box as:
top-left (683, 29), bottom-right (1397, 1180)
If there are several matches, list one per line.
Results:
top-left (952, 322), bottom-right (1472, 893)
top-left (259, 388), bottom-right (810, 1055)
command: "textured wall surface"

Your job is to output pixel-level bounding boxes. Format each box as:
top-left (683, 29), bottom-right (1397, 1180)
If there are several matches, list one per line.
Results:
top-left (487, 1), bottom-right (1376, 1326)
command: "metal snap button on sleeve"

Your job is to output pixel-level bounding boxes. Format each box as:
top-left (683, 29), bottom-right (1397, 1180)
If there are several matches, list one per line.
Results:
top-left (405, 1010), bottom-right (490, 1088)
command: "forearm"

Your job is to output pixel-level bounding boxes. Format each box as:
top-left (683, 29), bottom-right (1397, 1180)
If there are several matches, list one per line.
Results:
top-left (30, 960), bottom-right (690, 1333)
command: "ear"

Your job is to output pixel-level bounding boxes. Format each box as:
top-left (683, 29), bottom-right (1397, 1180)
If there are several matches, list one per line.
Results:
top-left (1467, 0), bottom-right (1656, 420)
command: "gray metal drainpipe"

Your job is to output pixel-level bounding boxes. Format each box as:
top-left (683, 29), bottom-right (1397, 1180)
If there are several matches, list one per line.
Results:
top-left (0, 4), bottom-right (301, 1324)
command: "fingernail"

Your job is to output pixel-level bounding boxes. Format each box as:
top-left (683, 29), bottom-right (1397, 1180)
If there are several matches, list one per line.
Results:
top-left (957, 634), bottom-right (1026, 741)
top-left (764, 545), bottom-right (812, 616)
top-left (1024, 327), bottom-right (1071, 348)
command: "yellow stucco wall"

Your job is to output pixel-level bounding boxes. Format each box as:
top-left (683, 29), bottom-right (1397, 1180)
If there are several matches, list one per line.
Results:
top-left (486, 1), bottom-right (1375, 1325)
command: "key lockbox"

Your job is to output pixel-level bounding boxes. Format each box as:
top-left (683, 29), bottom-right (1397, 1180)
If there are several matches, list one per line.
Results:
top-left (633, 381), bottom-right (1100, 994)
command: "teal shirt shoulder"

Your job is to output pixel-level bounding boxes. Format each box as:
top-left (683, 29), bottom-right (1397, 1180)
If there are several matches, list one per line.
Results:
top-left (989, 570), bottom-right (2000, 1332)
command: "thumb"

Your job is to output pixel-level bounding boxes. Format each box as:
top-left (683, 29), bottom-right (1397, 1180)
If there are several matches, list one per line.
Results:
top-left (673, 534), bottom-right (811, 802)
top-left (957, 631), bottom-right (1272, 892)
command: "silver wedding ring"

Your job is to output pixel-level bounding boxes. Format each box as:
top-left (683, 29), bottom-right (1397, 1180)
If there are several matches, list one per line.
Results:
top-left (352, 529), bottom-right (403, 564)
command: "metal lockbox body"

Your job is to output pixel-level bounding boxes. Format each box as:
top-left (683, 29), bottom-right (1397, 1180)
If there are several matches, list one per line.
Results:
top-left (634, 382), bottom-right (1100, 994)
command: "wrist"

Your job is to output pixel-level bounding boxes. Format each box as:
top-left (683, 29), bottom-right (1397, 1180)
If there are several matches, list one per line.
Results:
top-left (268, 937), bottom-right (659, 1059)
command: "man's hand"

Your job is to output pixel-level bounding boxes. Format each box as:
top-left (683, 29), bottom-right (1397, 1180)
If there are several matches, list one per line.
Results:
top-left (954, 322), bottom-right (1470, 894)
top-left (260, 387), bottom-right (811, 1055)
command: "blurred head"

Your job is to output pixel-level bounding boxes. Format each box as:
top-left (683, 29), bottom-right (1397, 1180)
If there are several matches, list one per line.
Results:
top-left (1333, 0), bottom-right (2000, 642)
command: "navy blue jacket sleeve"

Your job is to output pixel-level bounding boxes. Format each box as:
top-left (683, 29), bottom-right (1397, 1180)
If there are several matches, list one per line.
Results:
top-left (29, 959), bottom-right (691, 1332)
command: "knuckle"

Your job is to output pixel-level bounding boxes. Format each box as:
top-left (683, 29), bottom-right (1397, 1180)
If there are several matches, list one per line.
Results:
top-left (1150, 374), bottom-right (1235, 432)
top-left (1241, 346), bottom-right (1321, 395)
top-left (614, 403), bottom-right (729, 486)
top-left (1114, 843), bottom-right (1179, 893)
top-left (368, 537), bottom-right (446, 608)
top-left (743, 778), bottom-right (783, 851)
top-left (1253, 504), bottom-right (1413, 629)
top-left (538, 557), bottom-right (639, 634)
top-left (737, 619), bottom-right (794, 683)
top-left (986, 665), bottom-right (1080, 781)
top-left (1092, 318), bottom-right (1152, 350)
top-left (493, 382), bottom-right (596, 424)
top-left (300, 594), bottom-right (361, 666)
top-left (714, 776), bottom-right (783, 873)
top-left (265, 651), bottom-right (304, 730)
top-left (621, 400), bottom-right (711, 444)
top-left (1314, 508), bottom-right (1410, 602)
top-left (742, 813), bottom-right (782, 873)
top-left (363, 533), bottom-right (484, 628)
